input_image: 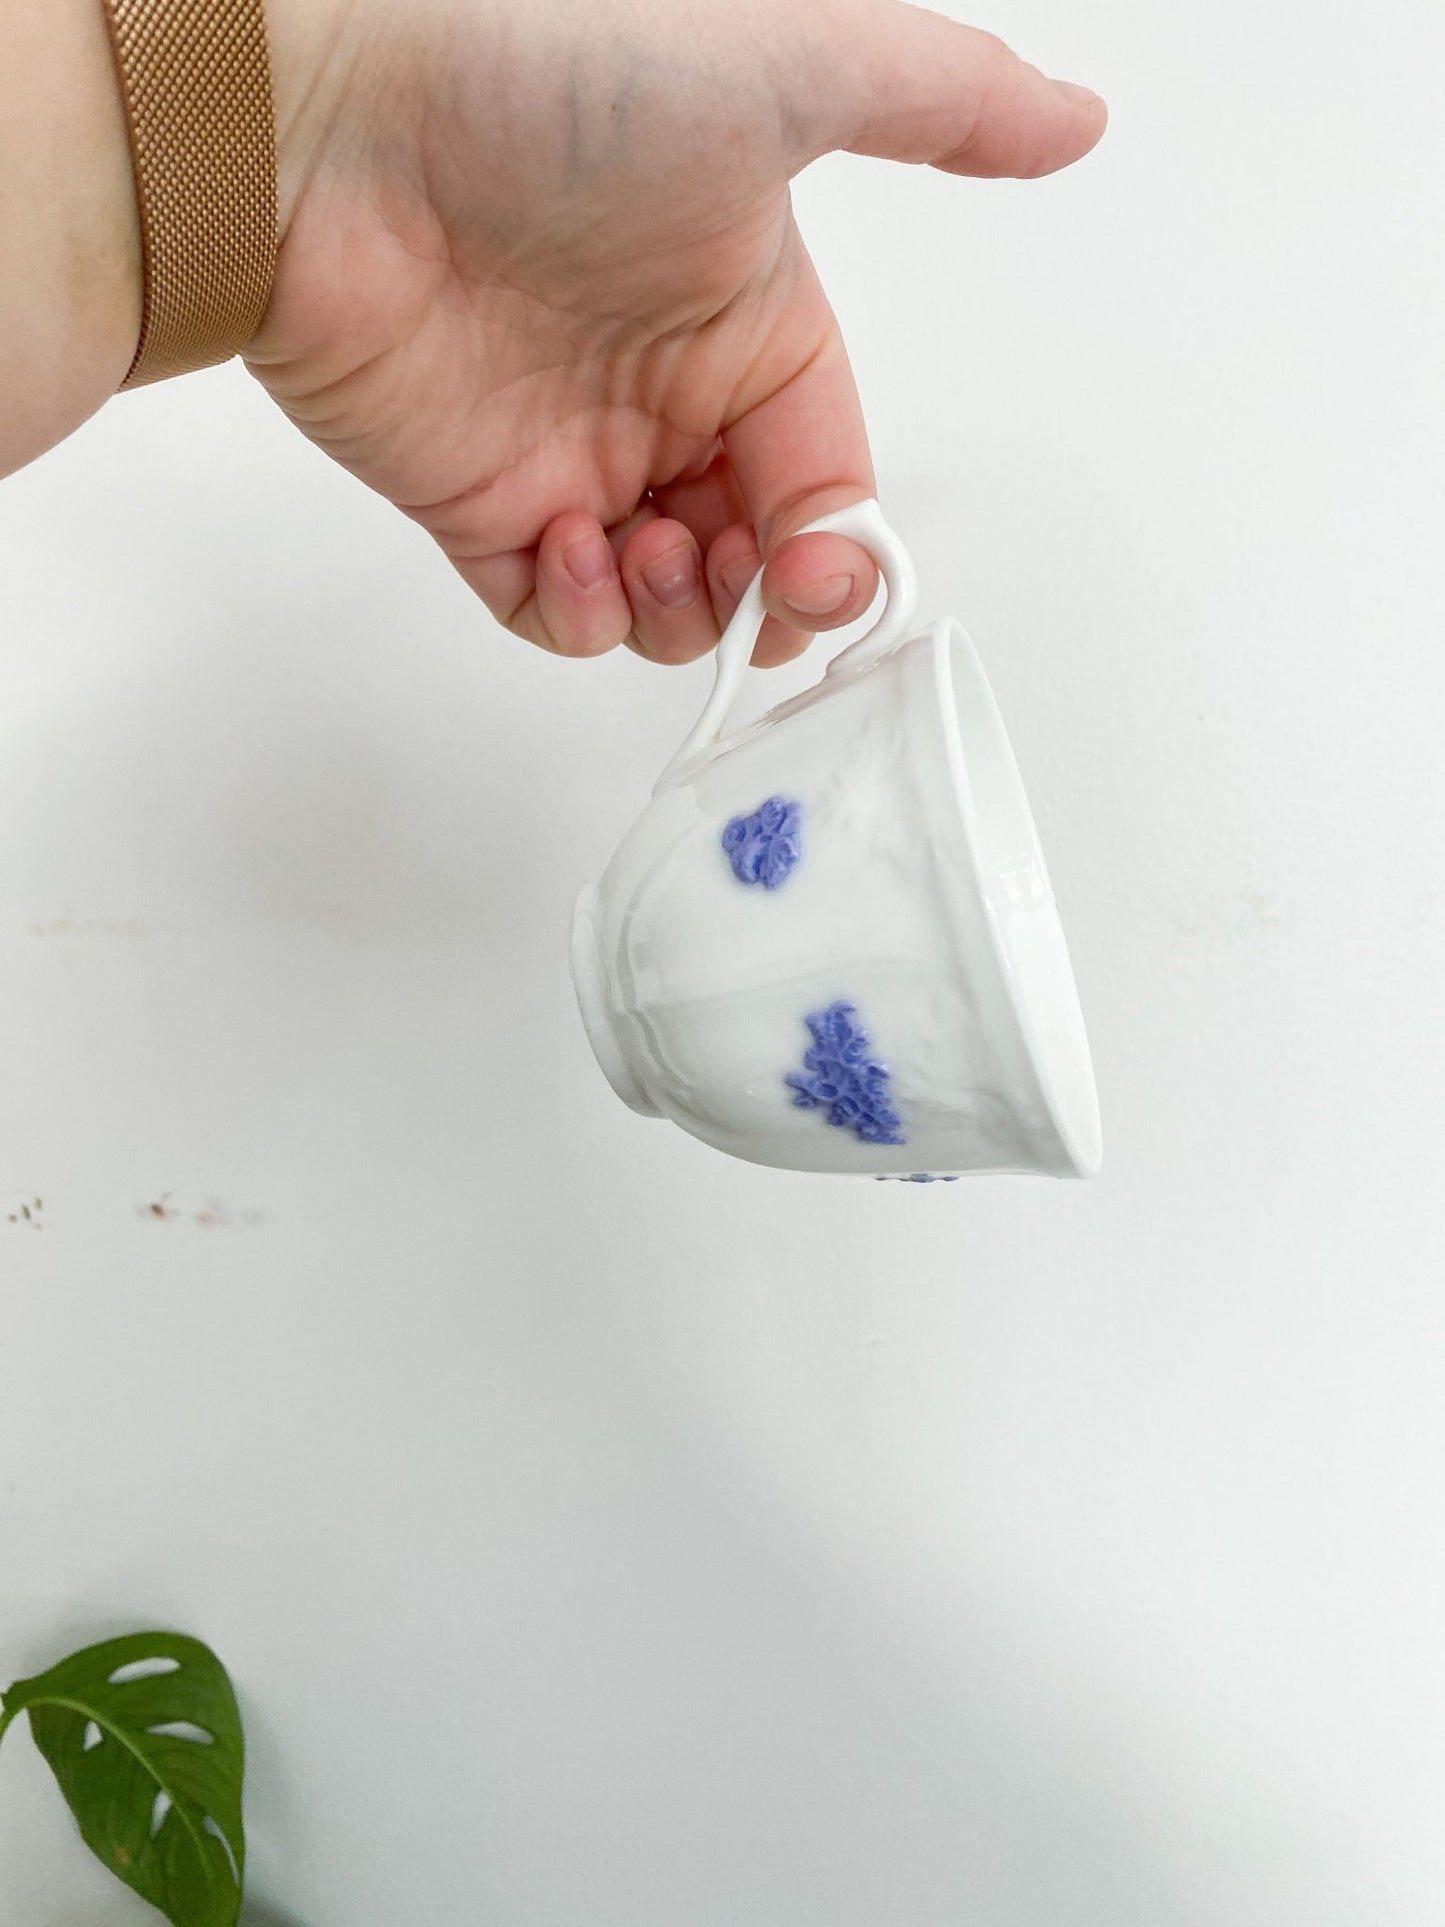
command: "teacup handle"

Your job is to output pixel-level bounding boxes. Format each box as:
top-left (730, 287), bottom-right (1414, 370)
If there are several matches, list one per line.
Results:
top-left (652, 497), bottom-right (919, 794)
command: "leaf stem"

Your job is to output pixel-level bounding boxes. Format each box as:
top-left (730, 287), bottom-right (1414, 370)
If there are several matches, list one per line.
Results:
top-left (0, 1703), bottom-right (16, 1750)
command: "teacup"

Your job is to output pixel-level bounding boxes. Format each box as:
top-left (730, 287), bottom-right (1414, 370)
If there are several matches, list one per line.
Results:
top-left (570, 499), bottom-right (1101, 1179)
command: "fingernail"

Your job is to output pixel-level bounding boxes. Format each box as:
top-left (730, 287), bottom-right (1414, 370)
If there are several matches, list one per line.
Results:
top-left (563, 531), bottom-right (614, 591)
top-left (640, 542), bottom-right (700, 610)
top-left (1050, 78), bottom-right (1102, 108)
top-left (720, 554), bottom-right (762, 607)
top-left (784, 572), bottom-right (853, 620)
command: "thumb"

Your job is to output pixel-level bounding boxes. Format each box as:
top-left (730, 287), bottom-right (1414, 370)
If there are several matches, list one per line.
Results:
top-left (822, 1), bottom-right (1106, 180)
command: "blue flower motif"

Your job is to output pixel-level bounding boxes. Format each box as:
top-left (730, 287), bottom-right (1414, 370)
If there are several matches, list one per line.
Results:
top-left (785, 1000), bottom-right (907, 1147)
top-left (876, 1173), bottom-right (961, 1184)
top-left (722, 796), bottom-right (803, 889)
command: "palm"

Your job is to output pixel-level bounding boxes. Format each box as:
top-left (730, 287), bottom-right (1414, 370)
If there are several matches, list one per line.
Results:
top-left (248, 0), bottom-right (1105, 663)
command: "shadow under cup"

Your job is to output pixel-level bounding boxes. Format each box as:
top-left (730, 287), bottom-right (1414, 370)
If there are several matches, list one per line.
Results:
top-left (572, 614), bottom-right (1101, 1180)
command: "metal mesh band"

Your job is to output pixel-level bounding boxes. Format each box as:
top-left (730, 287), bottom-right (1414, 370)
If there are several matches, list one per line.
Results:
top-left (99, 0), bottom-right (277, 388)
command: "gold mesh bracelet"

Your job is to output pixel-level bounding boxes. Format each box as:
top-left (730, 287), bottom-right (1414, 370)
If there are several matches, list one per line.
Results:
top-left (99, 0), bottom-right (278, 389)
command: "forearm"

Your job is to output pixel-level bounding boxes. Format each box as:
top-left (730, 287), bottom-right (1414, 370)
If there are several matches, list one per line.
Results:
top-left (0, 0), bottom-right (141, 476)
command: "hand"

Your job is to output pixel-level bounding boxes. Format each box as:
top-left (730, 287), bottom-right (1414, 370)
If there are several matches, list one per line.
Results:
top-left (250, 0), bottom-right (1105, 666)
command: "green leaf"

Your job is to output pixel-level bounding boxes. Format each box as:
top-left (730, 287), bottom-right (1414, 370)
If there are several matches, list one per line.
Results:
top-left (0, 1631), bottom-right (245, 1927)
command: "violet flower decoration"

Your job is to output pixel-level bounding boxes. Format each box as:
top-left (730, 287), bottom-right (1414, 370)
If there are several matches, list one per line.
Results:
top-left (785, 1000), bottom-right (907, 1147)
top-left (722, 796), bottom-right (803, 890)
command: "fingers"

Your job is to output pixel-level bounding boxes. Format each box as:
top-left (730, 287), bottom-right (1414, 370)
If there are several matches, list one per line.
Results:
top-left (762, 529), bottom-right (878, 633)
top-left (616, 512), bottom-right (843, 670)
top-left (652, 449), bottom-right (876, 648)
top-left (452, 503), bottom-right (813, 666)
top-left (470, 505), bottom-right (715, 660)
top-left (706, 523), bottom-right (813, 668)
top-left (720, 254), bottom-right (882, 643)
top-left (649, 448), bottom-right (748, 555)
top-left (836, 3), bottom-right (1106, 181)
top-left (618, 518), bottom-right (719, 665)
top-left (450, 249), bottom-right (891, 665)
top-left (532, 512), bottom-right (635, 656)
top-left (459, 466), bottom-right (876, 665)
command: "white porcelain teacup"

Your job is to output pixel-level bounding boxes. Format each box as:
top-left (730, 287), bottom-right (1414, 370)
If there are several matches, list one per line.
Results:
top-left (570, 499), bottom-right (1101, 1179)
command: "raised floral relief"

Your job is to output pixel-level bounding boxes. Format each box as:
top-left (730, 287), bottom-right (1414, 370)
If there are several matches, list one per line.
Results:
top-left (785, 1000), bottom-right (907, 1146)
top-left (721, 796), bottom-right (803, 889)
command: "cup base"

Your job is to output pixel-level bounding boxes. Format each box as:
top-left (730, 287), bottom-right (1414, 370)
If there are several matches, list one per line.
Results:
top-left (570, 884), bottom-right (661, 1118)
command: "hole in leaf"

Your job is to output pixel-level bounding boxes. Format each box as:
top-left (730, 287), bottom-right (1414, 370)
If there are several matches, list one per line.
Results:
top-left (82, 1721), bottom-right (103, 1752)
top-left (108, 1657), bottom-right (181, 1686)
top-left (204, 1815), bottom-right (241, 1886)
top-left (150, 1791), bottom-right (172, 1838)
top-left (146, 1721), bottom-right (213, 1745)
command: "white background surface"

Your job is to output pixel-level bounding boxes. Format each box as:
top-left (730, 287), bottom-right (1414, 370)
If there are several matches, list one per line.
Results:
top-left (2, 0), bottom-right (1443, 1921)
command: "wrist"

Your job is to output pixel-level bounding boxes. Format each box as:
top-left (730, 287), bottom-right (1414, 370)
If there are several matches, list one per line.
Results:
top-left (265, 0), bottom-right (367, 230)
top-left (0, 0), bottom-right (141, 474)
top-left (0, 0), bottom-right (355, 478)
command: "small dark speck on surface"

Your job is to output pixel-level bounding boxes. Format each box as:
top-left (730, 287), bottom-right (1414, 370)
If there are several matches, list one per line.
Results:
top-left (139, 1195), bottom-right (266, 1231)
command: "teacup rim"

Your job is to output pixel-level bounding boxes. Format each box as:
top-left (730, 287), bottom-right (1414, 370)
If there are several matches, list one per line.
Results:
top-left (929, 616), bottom-right (1103, 1177)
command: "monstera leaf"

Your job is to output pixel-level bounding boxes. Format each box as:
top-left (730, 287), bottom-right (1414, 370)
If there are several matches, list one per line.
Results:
top-left (0, 1631), bottom-right (245, 1927)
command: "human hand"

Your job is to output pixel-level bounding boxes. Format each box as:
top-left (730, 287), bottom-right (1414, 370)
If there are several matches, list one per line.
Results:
top-left (251, 0), bottom-right (1105, 665)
